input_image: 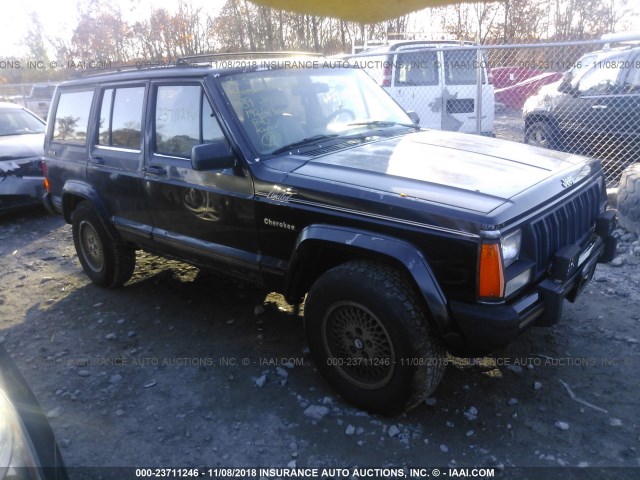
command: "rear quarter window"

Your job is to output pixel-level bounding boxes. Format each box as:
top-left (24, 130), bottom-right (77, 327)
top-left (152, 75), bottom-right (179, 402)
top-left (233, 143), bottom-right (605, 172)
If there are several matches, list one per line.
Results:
top-left (52, 90), bottom-right (94, 144)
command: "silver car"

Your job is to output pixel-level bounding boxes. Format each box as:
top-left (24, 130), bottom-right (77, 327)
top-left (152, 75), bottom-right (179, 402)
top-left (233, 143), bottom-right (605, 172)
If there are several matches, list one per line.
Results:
top-left (0, 102), bottom-right (46, 213)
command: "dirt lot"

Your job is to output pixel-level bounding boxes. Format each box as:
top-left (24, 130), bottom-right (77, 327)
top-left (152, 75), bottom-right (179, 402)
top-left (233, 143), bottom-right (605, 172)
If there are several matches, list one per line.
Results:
top-left (0, 206), bottom-right (639, 479)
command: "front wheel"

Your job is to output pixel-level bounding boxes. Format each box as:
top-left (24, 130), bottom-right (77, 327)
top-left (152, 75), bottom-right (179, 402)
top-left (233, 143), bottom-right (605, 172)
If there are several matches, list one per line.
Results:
top-left (72, 201), bottom-right (136, 288)
top-left (617, 163), bottom-right (640, 235)
top-left (524, 121), bottom-right (557, 149)
top-left (304, 261), bottom-right (446, 414)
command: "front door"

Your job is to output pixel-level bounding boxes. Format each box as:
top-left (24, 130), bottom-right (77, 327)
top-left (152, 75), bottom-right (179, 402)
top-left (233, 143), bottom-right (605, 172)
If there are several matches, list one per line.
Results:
top-left (143, 81), bottom-right (260, 282)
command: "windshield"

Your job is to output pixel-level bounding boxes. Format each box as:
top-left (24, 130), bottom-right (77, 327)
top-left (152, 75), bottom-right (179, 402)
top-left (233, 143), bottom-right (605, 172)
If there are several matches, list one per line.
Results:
top-left (0, 108), bottom-right (45, 136)
top-left (219, 67), bottom-right (414, 155)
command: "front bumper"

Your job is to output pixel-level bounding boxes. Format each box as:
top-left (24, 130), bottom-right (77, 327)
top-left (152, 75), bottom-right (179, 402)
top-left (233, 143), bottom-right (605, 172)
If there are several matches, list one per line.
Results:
top-left (445, 216), bottom-right (616, 354)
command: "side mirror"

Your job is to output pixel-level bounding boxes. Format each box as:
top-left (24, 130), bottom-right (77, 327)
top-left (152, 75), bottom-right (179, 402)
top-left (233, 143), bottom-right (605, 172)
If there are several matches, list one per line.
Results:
top-left (407, 110), bottom-right (420, 125)
top-left (191, 140), bottom-right (236, 171)
top-left (557, 80), bottom-right (575, 95)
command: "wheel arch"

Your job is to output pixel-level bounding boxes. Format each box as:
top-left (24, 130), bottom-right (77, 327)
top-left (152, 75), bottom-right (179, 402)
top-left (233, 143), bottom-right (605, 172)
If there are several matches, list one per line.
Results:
top-left (61, 180), bottom-right (119, 242)
top-left (284, 224), bottom-right (452, 336)
top-left (524, 112), bottom-right (556, 131)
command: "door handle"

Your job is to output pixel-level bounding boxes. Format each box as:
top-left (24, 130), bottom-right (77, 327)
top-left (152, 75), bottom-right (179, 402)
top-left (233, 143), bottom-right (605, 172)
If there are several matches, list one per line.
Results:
top-left (592, 105), bottom-right (607, 110)
top-left (89, 156), bottom-right (104, 165)
top-left (144, 165), bottom-right (167, 176)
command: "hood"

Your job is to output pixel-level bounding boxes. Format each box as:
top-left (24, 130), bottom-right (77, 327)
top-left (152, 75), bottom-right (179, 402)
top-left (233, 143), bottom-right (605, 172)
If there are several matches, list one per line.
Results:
top-left (290, 130), bottom-right (591, 216)
top-left (0, 133), bottom-right (44, 160)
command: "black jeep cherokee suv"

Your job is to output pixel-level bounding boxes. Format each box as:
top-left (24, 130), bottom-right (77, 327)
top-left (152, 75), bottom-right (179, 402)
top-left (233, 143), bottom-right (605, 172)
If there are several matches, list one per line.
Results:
top-left (42, 57), bottom-right (616, 413)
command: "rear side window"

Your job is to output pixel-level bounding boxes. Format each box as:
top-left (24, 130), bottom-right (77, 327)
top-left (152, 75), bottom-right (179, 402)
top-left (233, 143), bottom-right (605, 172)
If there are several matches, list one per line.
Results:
top-left (52, 90), bottom-right (94, 144)
top-left (395, 51), bottom-right (439, 86)
top-left (98, 86), bottom-right (145, 150)
top-left (154, 85), bottom-right (225, 158)
top-left (443, 50), bottom-right (487, 85)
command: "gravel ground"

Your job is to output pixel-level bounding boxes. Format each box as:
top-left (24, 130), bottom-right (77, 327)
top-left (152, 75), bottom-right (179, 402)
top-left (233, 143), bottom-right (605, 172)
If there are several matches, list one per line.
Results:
top-left (1, 206), bottom-right (639, 480)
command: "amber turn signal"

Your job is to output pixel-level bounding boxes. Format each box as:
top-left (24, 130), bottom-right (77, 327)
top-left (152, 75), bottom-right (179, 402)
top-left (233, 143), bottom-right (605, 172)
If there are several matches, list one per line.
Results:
top-left (479, 243), bottom-right (504, 299)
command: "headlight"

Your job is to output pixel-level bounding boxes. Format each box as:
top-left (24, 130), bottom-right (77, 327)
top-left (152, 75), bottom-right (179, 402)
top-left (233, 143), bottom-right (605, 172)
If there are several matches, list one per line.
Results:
top-left (0, 389), bottom-right (45, 480)
top-left (501, 229), bottom-right (522, 268)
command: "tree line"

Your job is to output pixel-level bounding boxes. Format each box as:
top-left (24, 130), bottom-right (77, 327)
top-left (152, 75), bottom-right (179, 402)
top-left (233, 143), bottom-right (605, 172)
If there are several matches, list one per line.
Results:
top-left (2, 0), bottom-right (634, 84)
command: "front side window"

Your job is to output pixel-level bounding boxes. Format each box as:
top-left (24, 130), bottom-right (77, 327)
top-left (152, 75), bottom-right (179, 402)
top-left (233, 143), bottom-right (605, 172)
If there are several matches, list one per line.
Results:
top-left (576, 56), bottom-right (624, 94)
top-left (98, 86), bottom-right (144, 150)
top-left (52, 90), bottom-right (94, 143)
top-left (154, 85), bottom-right (224, 158)
top-left (623, 54), bottom-right (640, 91)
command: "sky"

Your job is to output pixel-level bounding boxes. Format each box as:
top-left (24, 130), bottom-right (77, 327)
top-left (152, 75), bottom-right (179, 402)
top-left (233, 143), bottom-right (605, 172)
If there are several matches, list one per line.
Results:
top-left (0, 0), bottom-right (225, 58)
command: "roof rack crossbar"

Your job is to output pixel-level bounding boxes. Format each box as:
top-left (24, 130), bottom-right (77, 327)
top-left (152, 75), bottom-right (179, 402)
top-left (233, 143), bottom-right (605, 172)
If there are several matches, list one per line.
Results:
top-left (176, 51), bottom-right (322, 65)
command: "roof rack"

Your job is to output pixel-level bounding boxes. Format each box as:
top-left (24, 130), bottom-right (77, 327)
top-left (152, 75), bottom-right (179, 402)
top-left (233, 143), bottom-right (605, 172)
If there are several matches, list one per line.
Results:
top-left (601, 31), bottom-right (640, 49)
top-left (176, 51), bottom-right (322, 65)
top-left (176, 50), bottom-right (322, 65)
top-left (69, 51), bottom-right (325, 78)
top-left (74, 63), bottom-right (154, 78)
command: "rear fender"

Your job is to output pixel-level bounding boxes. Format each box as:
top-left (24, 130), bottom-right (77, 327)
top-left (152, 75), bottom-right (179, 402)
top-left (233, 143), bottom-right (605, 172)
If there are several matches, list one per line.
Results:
top-left (61, 180), bottom-right (118, 241)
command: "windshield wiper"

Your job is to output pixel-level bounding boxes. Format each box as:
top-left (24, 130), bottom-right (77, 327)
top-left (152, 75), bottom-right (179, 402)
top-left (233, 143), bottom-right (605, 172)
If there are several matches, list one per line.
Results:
top-left (271, 134), bottom-right (339, 155)
top-left (347, 120), bottom-right (419, 129)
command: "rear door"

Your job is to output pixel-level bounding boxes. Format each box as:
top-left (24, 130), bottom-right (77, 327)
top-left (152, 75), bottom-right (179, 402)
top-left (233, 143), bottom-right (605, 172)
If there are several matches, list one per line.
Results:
top-left (388, 46), bottom-right (442, 130)
top-left (86, 83), bottom-right (153, 240)
top-left (441, 48), bottom-right (494, 134)
top-left (143, 80), bottom-right (260, 281)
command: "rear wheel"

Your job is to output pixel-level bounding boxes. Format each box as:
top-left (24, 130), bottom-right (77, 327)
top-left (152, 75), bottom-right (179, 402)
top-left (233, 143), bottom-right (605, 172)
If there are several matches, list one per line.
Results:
top-left (525, 121), bottom-right (557, 149)
top-left (304, 261), bottom-right (446, 414)
top-left (72, 201), bottom-right (136, 287)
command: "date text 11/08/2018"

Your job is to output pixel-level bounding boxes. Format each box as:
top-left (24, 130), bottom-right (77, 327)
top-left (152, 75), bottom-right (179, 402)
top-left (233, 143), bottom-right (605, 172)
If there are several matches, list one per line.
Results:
top-left (135, 467), bottom-right (496, 478)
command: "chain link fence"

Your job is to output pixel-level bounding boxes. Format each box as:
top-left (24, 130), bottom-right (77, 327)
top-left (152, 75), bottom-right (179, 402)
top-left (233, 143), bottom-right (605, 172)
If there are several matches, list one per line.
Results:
top-left (347, 35), bottom-right (640, 187)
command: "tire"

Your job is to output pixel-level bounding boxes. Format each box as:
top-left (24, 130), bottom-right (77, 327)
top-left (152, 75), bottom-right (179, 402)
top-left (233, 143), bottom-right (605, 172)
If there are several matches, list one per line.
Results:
top-left (617, 163), bottom-right (640, 235)
top-left (72, 201), bottom-right (136, 287)
top-left (525, 121), bottom-right (557, 149)
top-left (304, 261), bottom-right (446, 414)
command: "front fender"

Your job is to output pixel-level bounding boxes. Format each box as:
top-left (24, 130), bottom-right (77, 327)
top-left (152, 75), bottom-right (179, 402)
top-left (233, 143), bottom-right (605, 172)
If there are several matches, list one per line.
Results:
top-left (286, 224), bottom-right (452, 336)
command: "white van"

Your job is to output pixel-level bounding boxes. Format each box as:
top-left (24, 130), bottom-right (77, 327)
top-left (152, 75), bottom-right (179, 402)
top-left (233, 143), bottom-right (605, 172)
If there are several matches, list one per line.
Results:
top-left (347, 41), bottom-right (495, 135)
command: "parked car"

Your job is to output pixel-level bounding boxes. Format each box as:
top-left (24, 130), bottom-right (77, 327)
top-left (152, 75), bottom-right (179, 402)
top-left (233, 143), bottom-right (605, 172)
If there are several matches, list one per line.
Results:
top-left (0, 102), bottom-right (46, 214)
top-left (23, 84), bottom-right (57, 121)
top-left (43, 55), bottom-right (615, 413)
top-left (346, 41), bottom-right (495, 135)
top-left (523, 44), bottom-right (640, 180)
top-left (0, 345), bottom-right (68, 479)
top-left (493, 67), bottom-right (563, 110)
